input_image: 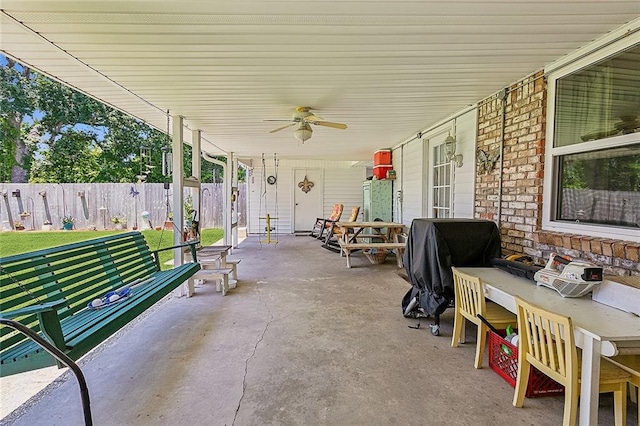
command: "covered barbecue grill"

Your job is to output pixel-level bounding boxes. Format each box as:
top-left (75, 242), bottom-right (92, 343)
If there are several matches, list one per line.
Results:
top-left (402, 218), bottom-right (502, 335)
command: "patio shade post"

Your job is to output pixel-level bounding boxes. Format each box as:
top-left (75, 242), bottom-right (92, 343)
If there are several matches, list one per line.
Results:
top-left (172, 115), bottom-right (184, 265)
top-left (232, 155), bottom-right (239, 248)
top-left (224, 152), bottom-right (233, 246)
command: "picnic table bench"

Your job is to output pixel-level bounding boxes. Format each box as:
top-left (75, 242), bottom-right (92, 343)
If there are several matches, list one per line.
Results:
top-left (338, 242), bottom-right (407, 268)
top-left (0, 231), bottom-right (200, 377)
top-left (335, 221), bottom-right (407, 268)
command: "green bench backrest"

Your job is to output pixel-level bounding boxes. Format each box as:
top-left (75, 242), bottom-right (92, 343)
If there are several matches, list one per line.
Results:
top-left (0, 232), bottom-right (158, 350)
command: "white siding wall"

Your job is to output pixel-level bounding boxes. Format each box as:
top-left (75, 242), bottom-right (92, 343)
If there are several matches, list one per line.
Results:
top-left (323, 167), bottom-right (366, 220)
top-left (246, 157), bottom-right (366, 234)
top-left (391, 107), bottom-right (478, 226)
top-left (452, 109), bottom-right (477, 218)
top-left (399, 141), bottom-right (424, 225)
top-left (247, 167), bottom-right (289, 234)
top-left (245, 106), bottom-right (476, 235)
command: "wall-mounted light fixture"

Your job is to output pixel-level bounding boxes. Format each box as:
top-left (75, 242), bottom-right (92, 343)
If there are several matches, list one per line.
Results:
top-left (444, 135), bottom-right (463, 168)
top-left (11, 189), bottom-right (21, 198)
top-left (39, 190), bottom-right (47, 198)
top-left (78, 191), bottom-right (85, 197)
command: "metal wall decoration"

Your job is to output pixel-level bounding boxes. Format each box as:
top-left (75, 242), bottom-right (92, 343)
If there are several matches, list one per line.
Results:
top-left (298, 175), bottom-right (314, 193)
top-left (477, 148), bottom-right (501, 175)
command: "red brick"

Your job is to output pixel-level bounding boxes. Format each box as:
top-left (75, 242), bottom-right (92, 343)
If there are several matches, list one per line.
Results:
top-left (601, 240), bottom-right (614, 257)
top-left (626, 244), bottom-right (640, 262)
top-left (553, 234), bottom-right (564, 247)
top-left (569, 235), bottom-right (581, 251)
top-left (590, 239), bottom-right (603, 255)
top-left (581, 237), bottom-right (593, 252)
top-left (613, 242), bottom-right (626, 258)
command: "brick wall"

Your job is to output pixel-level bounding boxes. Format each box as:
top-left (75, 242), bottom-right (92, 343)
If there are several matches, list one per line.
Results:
top-left (476, 71), bottom-right (545, 254)
top-left (533, 231), bottom-right (640, 276)
top-left (474, 71), bottom-right (639, 276)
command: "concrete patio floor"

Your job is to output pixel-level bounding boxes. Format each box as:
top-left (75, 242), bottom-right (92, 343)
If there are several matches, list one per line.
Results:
top-left (1, 235), bottom-right (636, 425)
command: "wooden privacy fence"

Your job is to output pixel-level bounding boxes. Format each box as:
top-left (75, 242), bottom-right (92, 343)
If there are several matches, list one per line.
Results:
top-left (0, 183), bottom-right (246, 231)
top-left (561, 188), bottom-right (639, 227)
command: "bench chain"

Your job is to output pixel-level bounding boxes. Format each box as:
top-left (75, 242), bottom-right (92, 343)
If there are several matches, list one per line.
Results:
top-left (0, 266), bottom-right (44, 304)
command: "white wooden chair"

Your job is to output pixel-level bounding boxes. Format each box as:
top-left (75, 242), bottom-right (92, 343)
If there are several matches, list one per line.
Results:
top-left (451, 267), bottom-right (517, 369)
top-left (513, 296), bottom-right (631, 426)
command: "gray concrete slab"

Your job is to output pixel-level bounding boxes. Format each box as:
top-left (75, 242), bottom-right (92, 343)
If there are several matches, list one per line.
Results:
top-left (2, 235), bottom-right (635, 425)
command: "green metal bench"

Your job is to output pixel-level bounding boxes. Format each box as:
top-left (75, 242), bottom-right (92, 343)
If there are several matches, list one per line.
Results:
top-left (0, 231), bottom-right (201, 377)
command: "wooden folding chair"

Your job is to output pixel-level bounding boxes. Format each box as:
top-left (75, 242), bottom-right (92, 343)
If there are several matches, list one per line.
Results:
top-left (513, 296), bottom-right (631, 426)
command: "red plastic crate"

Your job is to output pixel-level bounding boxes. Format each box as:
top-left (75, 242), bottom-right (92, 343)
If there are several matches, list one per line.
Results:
top-left (488, 330), bottom-right (565, 398)
top-left (374, 149), bottom-right (392, 166)
top-left (373, 164), bottom-right (393, 179)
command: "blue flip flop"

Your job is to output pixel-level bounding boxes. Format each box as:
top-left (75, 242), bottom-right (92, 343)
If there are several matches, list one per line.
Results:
top-left (87, 286), bottom-right (132, 310)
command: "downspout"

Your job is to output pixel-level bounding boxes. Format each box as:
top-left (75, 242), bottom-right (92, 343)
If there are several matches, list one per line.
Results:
top-left (191, 129), bottom-right (202, 235)
top-left (497, 89), bottom-right (508, 228)
top-left (202, 152), bottom-right (229, 243)
top-left (396, 144), bottom-right (403, 223)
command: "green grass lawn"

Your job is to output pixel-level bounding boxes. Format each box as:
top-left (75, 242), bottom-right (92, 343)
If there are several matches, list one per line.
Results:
top-left (0, 228), bottom-right (224, 270)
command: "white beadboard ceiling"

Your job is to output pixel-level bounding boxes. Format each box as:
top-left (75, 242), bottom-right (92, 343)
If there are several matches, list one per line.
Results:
top-left (1, 2), bottom-right (639, 161)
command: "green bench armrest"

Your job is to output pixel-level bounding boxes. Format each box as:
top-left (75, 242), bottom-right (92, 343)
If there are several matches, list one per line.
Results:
top-left (1, 299), bottom-right (68, 351)
top-left (0, 299), bottom-right (68, 320)
top-left (150, 240), bottom-right (200, 266)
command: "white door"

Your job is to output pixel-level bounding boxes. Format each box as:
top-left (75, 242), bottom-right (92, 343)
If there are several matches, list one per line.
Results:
top-left (427, 131), bottom-right (453, 218)
top-left (294, 168), bottom-right (323, 232)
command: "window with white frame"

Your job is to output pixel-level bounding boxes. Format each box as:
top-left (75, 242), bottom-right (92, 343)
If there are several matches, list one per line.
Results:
top-left (545, 40), bottom-right (640, 239)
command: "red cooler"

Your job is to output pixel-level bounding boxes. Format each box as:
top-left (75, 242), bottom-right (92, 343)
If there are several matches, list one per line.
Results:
top-left (374, 149), bottom-right (392, 166)
top-left (373, 165), bottom-right (393, 180)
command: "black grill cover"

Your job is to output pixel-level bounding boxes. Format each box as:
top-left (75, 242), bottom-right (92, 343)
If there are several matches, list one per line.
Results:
top-left (403, 219), bottom-right (501, 316)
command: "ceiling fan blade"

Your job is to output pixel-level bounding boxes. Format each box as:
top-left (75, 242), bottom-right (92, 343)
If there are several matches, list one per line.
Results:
top-left (264, 119), bottom-right (294, 122)
top-left (304, 114), bottom-right (325, 122)
top-left (310, 120), bottom-right (348, 130)
top-left (269, 123), bottom-right (296, 133)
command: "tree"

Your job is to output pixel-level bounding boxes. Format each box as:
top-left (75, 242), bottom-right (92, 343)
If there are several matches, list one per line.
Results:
top-left (1, 55), bottom-right (242, 184)
top-left (0, 57), bottom-right (36, 182)
top-left (30, 130), bottom-right (101, 182)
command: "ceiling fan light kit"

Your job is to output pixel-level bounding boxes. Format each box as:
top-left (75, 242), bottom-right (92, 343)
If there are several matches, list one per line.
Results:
top-left (267, 106), bottom-right (347, 142)
top-left (294, 122), bottom-right (313, 143)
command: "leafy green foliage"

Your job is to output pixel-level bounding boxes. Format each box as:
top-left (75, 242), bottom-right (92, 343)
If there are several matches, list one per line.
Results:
top-left (561, 150), bottom-right (640, 191)
top-left (1, 54), bottom-right (245, 184)
top-left (0, 57), bottom-right (36, 182)
top-left (31, 130), bottom-right (102, 182)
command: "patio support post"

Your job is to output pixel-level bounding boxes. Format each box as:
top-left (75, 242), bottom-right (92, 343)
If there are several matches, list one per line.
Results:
top-left (172, 115), bottom-right (184, 265)
top-left (232, 155), bottom-right (239, 248)
top-left (224, 152), bottom-right (233, 246)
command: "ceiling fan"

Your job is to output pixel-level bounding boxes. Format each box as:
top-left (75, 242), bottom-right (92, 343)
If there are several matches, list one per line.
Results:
top-left (265, 106), bottom-right (347, 142)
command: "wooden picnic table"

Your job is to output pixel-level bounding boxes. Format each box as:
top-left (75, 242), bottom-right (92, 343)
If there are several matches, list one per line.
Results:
top-left (335, 221), bottom-right (406, 268)
top-left (184, 245), bottom-right (238, 296)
